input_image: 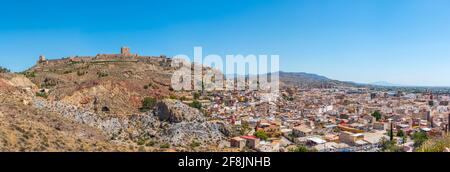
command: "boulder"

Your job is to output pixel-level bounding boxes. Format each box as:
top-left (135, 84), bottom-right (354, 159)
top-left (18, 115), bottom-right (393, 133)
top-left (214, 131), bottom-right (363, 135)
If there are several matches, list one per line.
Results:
top-left (155, 99), bottom-right (204, 123)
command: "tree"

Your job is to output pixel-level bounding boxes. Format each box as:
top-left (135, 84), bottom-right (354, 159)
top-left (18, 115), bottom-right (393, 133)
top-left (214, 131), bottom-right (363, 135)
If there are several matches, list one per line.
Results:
top-left (412, 131), bottom-right (428, 148)
top-left (397, 130), bottom-right (405, 137)
top-left (289, 145), bottom-right (318, 152)
top-left (372, 111), bottom-right (382, 121)
top-left (239, 121), bottom-right (251, 135)
top-left (254, 130), bottom-right (269, 141)
top-left (390, 122), bottom-right (394, 141)
top-left (379, 137), bottom-right (404, 152)
top-left (402, 135), bottom-right (408, 145)
top-left (139, 97), bottom-right (157, 112)
top-left (0, 66), bottom-right (10, 73)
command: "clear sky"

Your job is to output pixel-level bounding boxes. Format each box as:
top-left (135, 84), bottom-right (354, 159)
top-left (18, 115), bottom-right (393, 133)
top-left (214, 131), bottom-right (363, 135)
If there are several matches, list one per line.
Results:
top-left (1, 0), bottom-right (450, 86)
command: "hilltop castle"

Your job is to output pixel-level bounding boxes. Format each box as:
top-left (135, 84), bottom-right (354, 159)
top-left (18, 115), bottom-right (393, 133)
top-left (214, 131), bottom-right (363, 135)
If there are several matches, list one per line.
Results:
top-left (121, 47), bottom-right (131, 55)
top-left (37, 47), bottom-right (138, 64)
top-left (36, 47), bottom-right (171, 67)
top-left (38, 55), bottom-right (47, 64)
top-left (94, 46), bottom-right (139, 60)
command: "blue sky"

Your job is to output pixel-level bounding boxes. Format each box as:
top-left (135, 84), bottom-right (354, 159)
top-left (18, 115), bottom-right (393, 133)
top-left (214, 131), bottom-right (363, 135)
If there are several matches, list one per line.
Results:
top-left (1, 0), bottom-right (450, 86)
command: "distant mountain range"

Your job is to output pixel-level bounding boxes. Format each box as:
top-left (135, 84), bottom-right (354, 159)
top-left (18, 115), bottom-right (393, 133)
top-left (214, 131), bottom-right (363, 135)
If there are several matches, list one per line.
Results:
top-left (277, 72), bottom-right (450, 91)
top-left (368, 81), bottom-right (402, 87)
top-left (225, 71), bottom-right (352, 88)
top-left (278, 71), bottom-right (353, 88)
top-left (201, 70), bottom-right (450, 90)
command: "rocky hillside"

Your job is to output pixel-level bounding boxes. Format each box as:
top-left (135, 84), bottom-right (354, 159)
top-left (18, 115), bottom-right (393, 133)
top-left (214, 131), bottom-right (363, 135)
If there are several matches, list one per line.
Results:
top-left (1, 53), bottom-right (232, 151)
top-left (1, 71), bottom-right (229, 151)
top-left (0, 73), bottom-right (138, 152)
top-left (33, 97), bottom-right (229, 151)
top-left (25, 57), bottom-right (176, 116)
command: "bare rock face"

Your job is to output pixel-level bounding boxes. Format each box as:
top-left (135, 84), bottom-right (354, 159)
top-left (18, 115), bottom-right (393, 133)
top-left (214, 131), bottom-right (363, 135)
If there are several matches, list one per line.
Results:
top-left (33, 98), bottom-right (228, 149)
top-left (155, 99), bottom-right (204, 123)
top-left (0, 74), bottom-right (37, 92)
top-left (161, 121), bottom-right (225, 147)
top-left (210, 121), bottom-right (233, 137)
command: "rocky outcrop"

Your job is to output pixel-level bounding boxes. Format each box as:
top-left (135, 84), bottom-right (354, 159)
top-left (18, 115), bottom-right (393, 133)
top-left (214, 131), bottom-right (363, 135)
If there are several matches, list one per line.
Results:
top-left (7, 75), bottom-right (37, 90)
top-left (0, 74), bottom-right (37, 92)
top-left (33, 98), bottom-right (228, 149)
top-left (155, 99), bottom-right (204, 123)
top-left (210, 121), bottom-right (233, 137)
top-left (161, 122), bottom-right (223, 146)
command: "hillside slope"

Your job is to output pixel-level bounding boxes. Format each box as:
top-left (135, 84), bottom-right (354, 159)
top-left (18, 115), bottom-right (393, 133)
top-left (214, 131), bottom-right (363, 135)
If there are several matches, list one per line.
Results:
top-left (0, 73), bottom-right (139, 151)
top-left (278, 71), bottom-right (352, 88)
top-left (25, 57), bottom-right (176, 116)
top-left (10, 53), bottom-right (230, 151)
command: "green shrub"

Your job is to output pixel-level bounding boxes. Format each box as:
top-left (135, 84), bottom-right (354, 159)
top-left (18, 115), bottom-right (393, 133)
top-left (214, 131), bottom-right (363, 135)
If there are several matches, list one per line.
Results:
top-left (146, 141), bottom-right (156, 147)
top-left (193, 92), bottom-right (201, 100)
top-left (189, 100), bottom-right (202, 110)
top-left (24, 72), bottom-right (36, 78)
top-left (139, 97), bottom-right (157, 112)
top-left (137, 139), bottom-right (146, 146)
top-left (289, 145), bottom-right (318, 152)
top-left (36, 92), bottom-right (48, 99)
top-left (397, 130), bottom-right (405, 137)
top-left (97, 71), bottom-right (109, 78)
top-left (254, 130), bottom-right (269, 141)
top-left (190, 141), bottom-right (201, 148)
top-left (379, 137), bottom-right (405, 152)
top-left (412, 131), bottom-right (428, 148)
top-left (417, 136), bottom-right (450, 152)
top-left (160, 143), bottom-right (170, 149)
top-left (144, 83), bottom-right (154, 89)
top-left (283, 96), bottom-right (294, 101)
top-left (239, 122), bottom-right (251, 135)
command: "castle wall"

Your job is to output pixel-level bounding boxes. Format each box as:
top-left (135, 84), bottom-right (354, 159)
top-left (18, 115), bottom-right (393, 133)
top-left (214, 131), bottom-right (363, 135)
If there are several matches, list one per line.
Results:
top-left (36, 47), bottom-right (171, 67)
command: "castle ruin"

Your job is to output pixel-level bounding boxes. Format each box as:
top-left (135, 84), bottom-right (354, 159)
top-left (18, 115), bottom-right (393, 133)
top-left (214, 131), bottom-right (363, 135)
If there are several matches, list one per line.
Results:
top-left (35, 47), bottom-right (171, 67)
top-left (38, 55), bottom-right (47, 63)
top-left (121, 47), bottom-right (131, 56)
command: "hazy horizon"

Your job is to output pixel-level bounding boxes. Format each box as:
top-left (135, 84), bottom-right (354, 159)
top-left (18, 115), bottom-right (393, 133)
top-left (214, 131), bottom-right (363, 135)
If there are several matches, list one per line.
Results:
top-left (1, 0), bottom-right (450, 86)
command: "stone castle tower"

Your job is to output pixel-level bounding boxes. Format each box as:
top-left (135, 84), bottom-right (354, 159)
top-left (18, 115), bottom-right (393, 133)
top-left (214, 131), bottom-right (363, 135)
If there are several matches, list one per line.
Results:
top-left (121, 47), bottom-right (131, 56)
top-left (38, 55), bottom-right (47, 63)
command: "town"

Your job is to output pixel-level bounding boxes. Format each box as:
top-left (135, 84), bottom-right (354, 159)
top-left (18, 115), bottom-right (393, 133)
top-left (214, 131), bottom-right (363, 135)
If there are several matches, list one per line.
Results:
top-left (195, 85), bottom-right (450, 152)
top-left (30, 47), bottom-right (450, 152)
top-left (1, 47), bottom-right (449, 152)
